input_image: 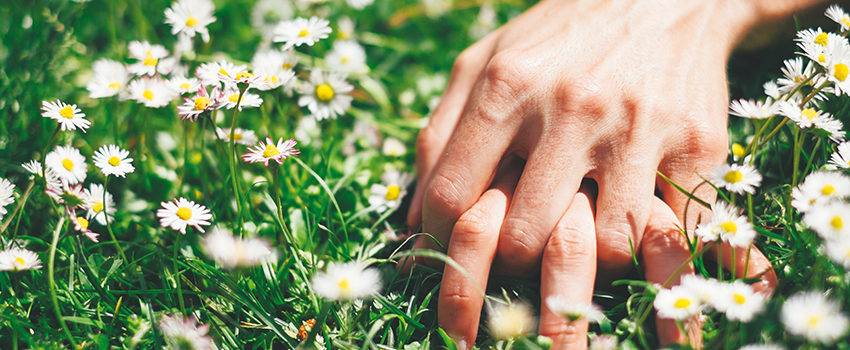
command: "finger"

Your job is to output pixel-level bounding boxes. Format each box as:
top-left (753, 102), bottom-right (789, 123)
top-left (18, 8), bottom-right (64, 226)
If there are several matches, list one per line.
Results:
top-left (641, 197), bottom-right (699, 347)
top-left (709, 244), bottom-right (778, 296)
top-left (594, 152), bottom-right (659, 279)
top-left (538, 189), bottom-right (597, 349)
top-left (439, 159), bottom-right (522, 349)
top-left (407, 38), bottom-right (497, 229)
top-left (495, 135), bottom-right (588, 275)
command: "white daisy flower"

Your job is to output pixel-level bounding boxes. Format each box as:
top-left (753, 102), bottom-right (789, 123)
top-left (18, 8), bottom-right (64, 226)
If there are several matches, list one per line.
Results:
top-left (215, 127), bottom-right (258, 145)
top-left (22, 160), bottom-right (42, 176)
top-left (709, 281), bottom-right (766, 322)
top-left (201, 227), bottom-right (273, 269)
top-left (653, 285), bottom-right (701, 321)
top-left (824, 39), bottom-right (850, 95)
top-left (177, 86), bottom-right (222, 120)
top-left (86, 59), bottom-right (130, 98)
top-left (814, 116), bottom-right (846, 142)
top-left (487, 302), bottom-right (536, 340)
top-left (346, 0), bottom-right (373, 9)
top-left (739, 344), bottom-right (784, 350)
top-left (325, 40), bottom-right (367, 74)
top-left (273, 16), bottom-right (332, 49)
top-left (782, 291), bottom-right (849, 344)
top-left (41, 99), bottom-right (91, 132)
top-left (251, 50), bottom-right (296, 91)
top-left (241, 137), bottom-right (299, 166)
top-left (679, 274), bottom-right (721, 305)
top-left (589, 334), bottom-right (618, 350)
top-left (824, 237), bottom-right (850, 269)
top-left (0, 247), bottom-right (42, 271)
top-left (220, 87), bottom-right (263, 110)
top-left (795, 28), bottom-right (846, 67)
top-left (298, 69), bottom-right (353, 120)
top-left (710, 163), bottom-right (762, 194)
top-left (46, 182), bottom-right (87, 208)
top-left (251, 0), bottom-right (294, 40)
top-left (336, 16), bottom-right (356, 41)
top-left (159, 314), bottom-right (217, 350)
top-left (695, 201), bottom-right (757, 248)
top-left (164, 0), bottom-right (217, 43)
top-left (368, 170), bottom-right (413, 213)
top-left (791, 171), bottom-right (850, 213)
top-left (85, 183), bottom-right (115, 226)
top-left (382, 137), bottom-right (407, 157)
top-left (73, 213), bottom-right (99, 242)
top-left (826, 4), bottom-right (850, 32)
top-left (545, 297), bottom-right (604, 323)
top-left (779, 102), bottom-right (825, 129)
top-left (763, 80), bottom-right (780, 100)
top-left (157, 197), bottom-right (213, 234)
top-left (803, 201), bottom-right (850, 240)
top-left (196, 60), bottom-right (247, 87)
top-left (777, 57), bottom-right (816, 95)
top-left (0, 178), bottom-right (15, 220)
top-left (45, 145), bottom-right (87, 185)
top-left (93, 144), bottom-right (135, 178)
top-left (728, 99), bottom-right (778, 120)
top-left (127, 41), bottom-right (169, 76)
top-left (830, 142), bottom-right (850, 168)
top-left (311, 260), bottom-right (381, 301)
top-left (169, 75), bottom-right (201, 95)
top-left (129, 78), bottom-right (177, 108)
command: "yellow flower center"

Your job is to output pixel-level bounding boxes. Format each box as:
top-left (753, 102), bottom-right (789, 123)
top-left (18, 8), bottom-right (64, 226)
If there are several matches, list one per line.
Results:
top-left (77, 217), bottom-right (89, 230)
top-left (143, 55), bottom-right (158, 67)
top-left (176, 207), bottom-right (192, 220)
top-left (385, 184), bottom-right (401, 201)
top-left (229, 94), bottom-right (241, 103)
top-left (179, 83), bottom-right (190, 91)
top-left (732, 293), bottom-right (747, 305)
top-left (263, 144), bottom-right (280, 158)
top-left (298, 29), bottom-right (310, 37)
top-left (831, 215), bottom-right (843, 230)
top-left (219, 68), bottom-right (231, 77)
top-left (341, 56), bottom-right (349, 63)
top-left (673, 298), bottom-right (691, 309)
top-left (62, 158), bottom-right (74, 171)
top-left (282, 63), bottom-right (292, 70)
top-left (185, 15), bottom-right (198, 27)
top-left (808, 315), bottom-right (820, 327)
top-left (834, 63), bottom-right (849, 81)
top-left (235, 72), bottom-right (254, 81)
top-left (92, 200), bottom-right (103, 213)
top-left (338, 278), bottom-right (350, 293)
top-left (843, 16), bottom-right (850, 27)
top-left (13, 256), bottom-right (26, 268)
top-left (59, 105), bottom-right (75, 119)
top-left (724, 170), bottom-right (743, 183)
top-left (802, 108), bottom-right (818, 120)
top-left (108, 156), bottom-right (121, 166)
top-left (268, 75), bottom-right (279, 84)
top-left (819, 53), bottom-right (827, 63)
top-left (194, 96), bottom-right (212, 111)
top-left (720, 220), bottom-right (738, 234)
top-left (233, 133), bottom-right (243, 140)
top-left (108, 82), bottom-right (122, 90)
top-left (822, 184), bottom-right (836, 196)
top-left (731, 143), bottom-right (745, 158)
top-left (316, 83), bottom-right (335, 101)
top-left (815, 32), bottom-right (829, 46)
top-left (142, 89), bottom-right (154, 101)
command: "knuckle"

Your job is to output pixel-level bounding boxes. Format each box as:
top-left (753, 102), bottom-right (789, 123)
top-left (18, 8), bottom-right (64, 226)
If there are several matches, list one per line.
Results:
top-left (553, 78), bottom-right (606, 118)
top-left (439, 290), bottom-right (476, 313)
top-left (482, 50), bottom-right (530, 95)
top-left (538, 320), bottom-right (585, 343)
top-left (416, 125), bottom-right (442, 155)
top-left (641, 226), bottom-right (688, 257)
top-left (425, 172), bottom-right (468, 219)
top-left (452, 208), bottom-right (493, 241)
top-left (545, 225), bottom-right (594, 264)
top-left (452, 48), bottom-right (477, 75)
top-left (497, 218), bottom-right (545, 263)
top-left (596, 227), bottom-right (637, 271)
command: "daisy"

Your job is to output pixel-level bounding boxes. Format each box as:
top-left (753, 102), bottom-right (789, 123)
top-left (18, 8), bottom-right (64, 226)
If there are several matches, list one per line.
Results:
top-left (41, 99), bottom-right (91, 132)
top-left (0, 247), bottom-right (42, 271)
top-left (487, 302), bottom-right (536, 341)
top-left (220, 86), bottom-right (263, 110)
top-left (164, 0), bottom-right (217, 43)
top-left (215, 127), bottom-right (258, 145)
top-left (157, 197), bottom-right (213, 234)
top-left (791, 171), bottom-right (850, 213)
top-left (777, 57), bottom-right (816, 95)
top-left (826, 4), bottom-right (850, 32)
top-left (803, 201), bottom-right (850, 240)
top-left (545, 297), bottom-right (604, 323)
top-left (763, 80), bottom-right (780, 100)
top-left (311, 260), bottom-right (381, 300)
top-left (242, 137), bottom-right (300, 166)
top-left (201, 227), bottom-right (273, 269)
top-left (45, 145), bottom-right (87, 185)
top-left (679, 274), bottom-right (721, 305)
top-left (346, 0), bottom-right (373, 9)
top-left (824, 39), bottom-right (850, 95)
top-left (159, 314), bottom-right (217, 350)
top-left (47, 182), bottom-right (87, 208)
top-left (739, 344), bottom-right (784, 350)
top-left (92, 144), bottom-right (135, 178)
top-left (815, 116), bottom-right (846, 142)
top-left (250, 0), bottom-right (295, 39)
top-left (695, 201), bottom-right (757, 247)
top-left (728, 99), bottom-right (778, 120)
top-left (382, 137), bottom-right (407, 157)
top-left (297, 69), bottom-right (353, 120)
top-left (127, 40), bottom-right (169, 76)
top-left (782, 291), bottom-right (849, 344)
top-left (196, 60), bottom-right (247, 87)
top-left (169, 75), bottom-right (201, 95)
top-left (251, 50), bottom-right (296, 91)
top-left (129, 78), bottom-right (177, 108)
top-left (0, 178), bottom-right (15, 221)
top-left (336, 17), bottom-right (356, 41)
top-left (824, 237), bottom-right (850, 269)
top-left (273, 16), bottom-right (332, 49)
top-left (830, 142), bottom-right (850, 168)
top-left (325, 40), bottom-right (367, 74)
top-left (86, 59), bottom-right (129, 98)
top-left (710, 281), bottom-right (766, 322)
top-left (73, 213), bottom-right (99, 242)
top-left (654, 285), bottom-right (701, 320)
top-left (85, 183), bottom-right (115, 226)
top-left (589, 335), bottom-right (619, 350)
top-left (368, 170), bottom-right (413, 213)
top-left (779, 102), bottom-right (826, 129)
top-left (710, 163), bottom-right (762, 194)
top-left (795, 28), bottom-right (846, 67)
top-left (22, 160), bottom-right (42, 176)
top-left (177, 86), bottom-right (221, 120)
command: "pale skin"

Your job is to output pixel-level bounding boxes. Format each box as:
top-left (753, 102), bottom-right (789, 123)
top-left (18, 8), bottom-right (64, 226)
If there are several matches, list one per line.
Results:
top-left (405, 0), bottom-right (825, 348)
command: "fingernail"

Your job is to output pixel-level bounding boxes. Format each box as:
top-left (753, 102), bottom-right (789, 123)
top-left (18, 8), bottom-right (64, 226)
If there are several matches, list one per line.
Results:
top-left (456, 339), bottom-right (468, 350)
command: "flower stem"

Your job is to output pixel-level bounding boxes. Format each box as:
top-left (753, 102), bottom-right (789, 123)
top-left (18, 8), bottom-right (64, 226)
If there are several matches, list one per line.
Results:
top-left (791, 127), bottom-right (803, 187)
top-left (39, 125), bottom-right (61, 190)
top-left (102, 176), bottom-right (128, 264)
top-left (227, 88), bottom-right (247, 236)
top-left (271, 165), bottom-right (296, 248)
top-left (173, 234), bottom-right (186, 313)
top-left (48, 216), bottom-right (77, 348)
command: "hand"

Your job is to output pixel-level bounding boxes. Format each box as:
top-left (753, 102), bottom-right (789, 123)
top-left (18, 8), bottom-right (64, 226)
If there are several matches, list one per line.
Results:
top-left (408, 0), bottom-right (758, 281)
